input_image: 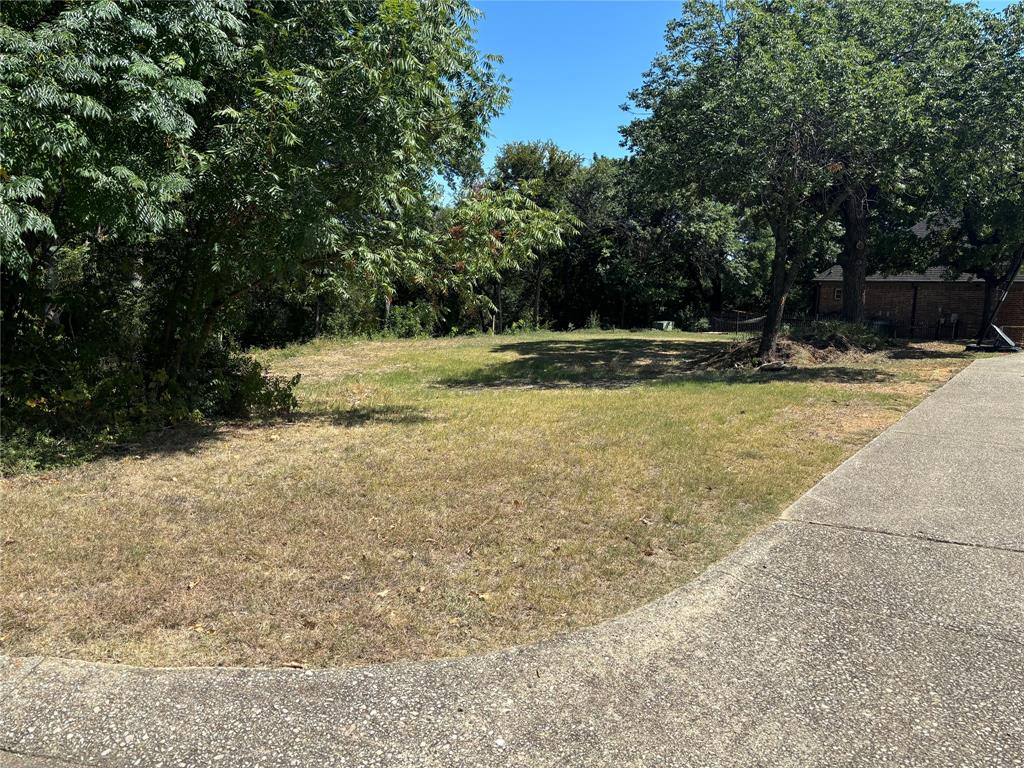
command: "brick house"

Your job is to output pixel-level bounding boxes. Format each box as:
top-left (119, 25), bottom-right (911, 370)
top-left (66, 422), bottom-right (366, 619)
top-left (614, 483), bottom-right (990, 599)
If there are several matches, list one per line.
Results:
top-left (813, 266), bottom-right (1024, 343)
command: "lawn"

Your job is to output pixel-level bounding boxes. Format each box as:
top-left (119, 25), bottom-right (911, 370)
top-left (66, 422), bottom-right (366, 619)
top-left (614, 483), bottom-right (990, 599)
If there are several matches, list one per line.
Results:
top-left (0, 330), bottom-right (973, 668)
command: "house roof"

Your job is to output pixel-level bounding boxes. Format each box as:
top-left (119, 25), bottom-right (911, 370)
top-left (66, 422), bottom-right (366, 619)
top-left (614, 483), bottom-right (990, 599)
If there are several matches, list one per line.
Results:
top-left (813, 266), bottom-right (1024, 283)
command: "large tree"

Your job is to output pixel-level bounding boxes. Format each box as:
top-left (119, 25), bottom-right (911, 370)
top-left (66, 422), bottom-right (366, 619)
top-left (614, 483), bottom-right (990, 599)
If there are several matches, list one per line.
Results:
top-left (0, 0), bottom-right (519, 437)
top-left (923, 3), bottom-right (1024, 340)
top-left (827, 0), bottom-right (988, 323)
top-left (487, 141), bottom-right (583, 328)
top-left (625, 0), bottom-right (862, 355)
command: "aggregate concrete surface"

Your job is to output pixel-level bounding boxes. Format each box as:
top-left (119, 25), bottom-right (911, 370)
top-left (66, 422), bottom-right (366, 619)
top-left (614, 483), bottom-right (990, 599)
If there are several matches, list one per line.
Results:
top-left (2, 354), bottom-right (1021, 767)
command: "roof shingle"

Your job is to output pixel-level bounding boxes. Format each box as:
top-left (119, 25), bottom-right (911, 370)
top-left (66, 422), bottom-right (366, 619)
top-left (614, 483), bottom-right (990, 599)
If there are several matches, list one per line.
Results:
top-left (813, 265), bottom-right (1024, 283)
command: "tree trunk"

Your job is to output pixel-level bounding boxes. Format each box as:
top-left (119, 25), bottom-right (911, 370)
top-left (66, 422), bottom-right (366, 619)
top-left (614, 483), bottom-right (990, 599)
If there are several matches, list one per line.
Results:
top-left (977, 278), bottom-right (995, 339)
top-left (533, 264), bottom-right (542, 329)
top-left (188, 297), bottom-right (221, 372)
top-left (169, 276), bottom-right (205, 377)
top-left (496, 278), bottom-right (503, 333)
top-left (758, 224), bottom-right (797, 358)
top-left (710, 261), bottom-right (724, 314)
top-left (839, 190), bottom-right (870, 324)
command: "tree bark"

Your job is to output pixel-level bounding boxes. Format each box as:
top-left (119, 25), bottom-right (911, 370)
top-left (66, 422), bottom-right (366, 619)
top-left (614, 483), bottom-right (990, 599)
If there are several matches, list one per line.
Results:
top-left (496, 278), bottom-right (503, 333)
top-left (839, 190), bottom-right (870, 324)
top-left (169, 275), bottom-right (205, 377)
top-left (188, 293), bottom-right (222, 371)
top-left (710, 259), bottom-right (724, 314)
top-left (977, 278), bottom-right (995, 339)
top-left (758, 225), bottom-right (796, 358)
top-left (533, 264), bottom-right (542, 329)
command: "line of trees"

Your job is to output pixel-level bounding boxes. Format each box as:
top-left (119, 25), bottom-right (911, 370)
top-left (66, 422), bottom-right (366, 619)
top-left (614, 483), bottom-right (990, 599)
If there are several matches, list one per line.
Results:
top-left (234, 141), bottom-right (774, 344)
top-left (2, 0), bottom-right (1021, 460)
top-left (235, 0), bottom-right (1022, 357)
top-left (624, 0), bottom-right (1023, 355)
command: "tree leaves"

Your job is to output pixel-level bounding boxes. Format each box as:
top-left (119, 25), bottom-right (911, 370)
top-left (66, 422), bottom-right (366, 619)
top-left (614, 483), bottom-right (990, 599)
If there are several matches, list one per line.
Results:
top-left (1, 0), bottom-right (515, 438)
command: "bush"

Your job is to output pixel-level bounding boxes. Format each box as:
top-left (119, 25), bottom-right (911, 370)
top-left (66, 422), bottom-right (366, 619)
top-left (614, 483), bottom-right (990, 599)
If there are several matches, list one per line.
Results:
top-left (505, 318), bottom-right (543, 334)
top-left (0, 427), bottom-right (107, 475)
top-left (1, 348), bottom-right (299, 474)
top-left (385, 303), bottom-right (436, 338)
top-left (191, 350), bottom-right (300, 419)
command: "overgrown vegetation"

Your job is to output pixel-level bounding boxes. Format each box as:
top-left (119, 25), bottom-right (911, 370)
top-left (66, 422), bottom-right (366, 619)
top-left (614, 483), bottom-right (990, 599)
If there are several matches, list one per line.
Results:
top-left (2, 0), bottom-right (1020, 464)
top-left (697, 321), bottom-right (897, 371)
top-left (0, 330), bottom-right (973, 667)
top-left (0, 1), bottom-right (564, 467)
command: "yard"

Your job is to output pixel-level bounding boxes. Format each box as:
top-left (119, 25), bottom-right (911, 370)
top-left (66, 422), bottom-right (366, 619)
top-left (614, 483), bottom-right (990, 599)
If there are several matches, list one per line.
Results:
top-left (0, 330), bottom-right (972, 668)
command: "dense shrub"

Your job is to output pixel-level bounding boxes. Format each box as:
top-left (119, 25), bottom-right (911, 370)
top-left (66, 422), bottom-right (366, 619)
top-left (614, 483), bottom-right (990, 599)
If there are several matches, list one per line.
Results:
top-left (1, 345), bottom-right (298, 473)
top-left (385, 303), bottom-right (437, 338)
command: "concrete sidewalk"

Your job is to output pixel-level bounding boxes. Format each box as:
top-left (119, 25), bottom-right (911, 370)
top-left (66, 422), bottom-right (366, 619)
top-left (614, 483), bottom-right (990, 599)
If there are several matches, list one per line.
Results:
top-left (2, 355), bottom-right (1022, 768)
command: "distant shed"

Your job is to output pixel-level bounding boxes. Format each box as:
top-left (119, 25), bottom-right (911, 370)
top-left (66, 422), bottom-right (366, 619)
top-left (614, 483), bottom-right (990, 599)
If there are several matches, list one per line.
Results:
top-left (812, 266), bottom-right (1024, 343)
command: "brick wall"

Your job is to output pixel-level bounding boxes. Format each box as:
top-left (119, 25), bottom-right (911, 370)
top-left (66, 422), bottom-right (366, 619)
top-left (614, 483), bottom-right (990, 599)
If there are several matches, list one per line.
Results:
top-left (997, 282), bottom-right (1024, 343)
top-left (815, 281), bottom-right (1024, 343)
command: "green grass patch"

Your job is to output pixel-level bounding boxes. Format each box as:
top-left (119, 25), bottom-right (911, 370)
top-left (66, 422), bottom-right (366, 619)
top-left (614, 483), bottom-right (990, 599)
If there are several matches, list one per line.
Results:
top-left (1, 330), bottom-right (972, 668)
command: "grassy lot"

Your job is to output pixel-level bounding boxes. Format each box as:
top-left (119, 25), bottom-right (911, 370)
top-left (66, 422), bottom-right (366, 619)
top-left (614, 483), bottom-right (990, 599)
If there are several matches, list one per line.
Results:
top-left (0, 330), bottom-right (972, 668)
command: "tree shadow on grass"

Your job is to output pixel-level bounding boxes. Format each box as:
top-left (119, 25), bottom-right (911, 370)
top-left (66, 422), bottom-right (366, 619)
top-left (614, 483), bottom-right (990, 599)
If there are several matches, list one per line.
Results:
top-left (321, 405), bottom-right (431, 428)
top-left (48, 404), bottom-right (431, 470)
top-left (886, 345), bottom-right (973, 360)
top-left (438, 337), bottom-right (896, 389)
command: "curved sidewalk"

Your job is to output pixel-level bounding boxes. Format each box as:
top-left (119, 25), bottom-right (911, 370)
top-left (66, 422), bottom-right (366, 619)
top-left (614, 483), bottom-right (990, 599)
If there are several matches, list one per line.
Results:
top-left (2, 355), bottom-right (1022, 767)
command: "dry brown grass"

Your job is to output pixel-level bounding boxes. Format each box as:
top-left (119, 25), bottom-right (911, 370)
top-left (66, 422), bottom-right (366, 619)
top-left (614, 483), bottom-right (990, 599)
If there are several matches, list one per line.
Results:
top-left (0, 331), bottom-right (973, 668)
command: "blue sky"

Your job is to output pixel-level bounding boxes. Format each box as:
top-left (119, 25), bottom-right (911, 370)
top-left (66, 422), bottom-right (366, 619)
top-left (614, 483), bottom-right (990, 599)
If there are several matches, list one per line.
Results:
top-left (472, 0), bottom-right (1015, 169)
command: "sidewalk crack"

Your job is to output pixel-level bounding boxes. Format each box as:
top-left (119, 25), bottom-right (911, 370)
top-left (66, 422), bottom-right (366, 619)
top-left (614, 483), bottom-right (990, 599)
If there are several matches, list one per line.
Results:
top-left (1, 657), bottom-right (44, 705)
top-left (785, 517), bottom-right (1024, 556)
top-left (0, 744), bottom-right (89, 767)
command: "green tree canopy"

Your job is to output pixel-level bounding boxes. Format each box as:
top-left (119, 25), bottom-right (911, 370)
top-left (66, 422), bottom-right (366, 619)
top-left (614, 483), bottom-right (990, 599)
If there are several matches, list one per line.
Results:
top-left (623, 0), bottom-right (1012, 354)
top-left (923, 3), bottom-right (1024, 338)
top-left (625, 0), bottom-right (859, 354)
top-left (0, 0), bottom-right (526, 450)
